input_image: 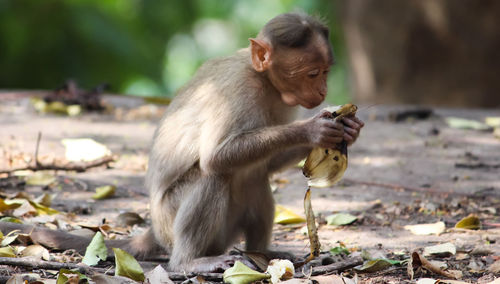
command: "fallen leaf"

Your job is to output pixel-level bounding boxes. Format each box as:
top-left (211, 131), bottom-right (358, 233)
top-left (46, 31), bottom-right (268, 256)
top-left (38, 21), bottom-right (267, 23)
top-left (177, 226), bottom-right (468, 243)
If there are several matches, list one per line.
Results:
top-left (28, 200), bottom-right (59, 215)
top-left (26, 172), bottom-right (56, 186)
top-left (274, 205), bottom-right (305, 224)
top-left (266, 259), bottom-right (294, 284)
top-left (404, 221), bottom-right (445, 235)
top-left (61, 138), bottom-right (111, 162)
top-left (21, 244), bottom-right (50, 260)
top-left (0, 198), bottom-right (22, 212)
top-left (92, 185), bottom-right (116, 200)
top-left (223, 261), bottom-right (270, 284)
top-left (239, 250), bottom-right (270, 272)
top-left (445, 117), bottom-right (491, 131)
top-left (82, 232), bottom-right (108, 266)
top-left (34, 193), bottom-right (53, 207)
top-left (485, 117), bottom-right (500, 127)
top-left (1, 230), bottom-right (20, 247)
top-left (488, 260), bottom-right (500, 273)
top-left (0, 246), bottom-right (16, 257)
top-left (145, 265), bottom-right (174, 284)
top-left (91, 274), bottom-right (138, 284)
top-left (310, 275), bottom-right (358, 284)
top-left (411, 251), bottom-right (461, 279)
top-left (423, 242), bottom-right (456, 257)
top-left (304, 188), bottom-right (320, 260)
top-left (330, 245), bottom-right (350, 256)
top-left (0, 217), bottom-right (23, 224)
top-left (355, 259), bottom-right (394, 273)
top-left (326, 213), bottom-right (357, 226)
top-left (455, 214), bottom-right (481, 230)
top-left (116, 212), bottom-right (145, 227)
top-left (56, 269), bottom-right (88, 284)
top-left (113, 247), bottom-right (145, 282)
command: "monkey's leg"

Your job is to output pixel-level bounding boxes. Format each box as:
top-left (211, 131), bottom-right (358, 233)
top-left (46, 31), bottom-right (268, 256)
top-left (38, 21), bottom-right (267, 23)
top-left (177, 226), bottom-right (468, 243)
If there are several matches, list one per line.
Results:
top-left (169, 176), bottom-right (242, 272)
top-left (244, 183), bottom-right (296, 261)
top-left (244, 184), bottom-right (274, 252)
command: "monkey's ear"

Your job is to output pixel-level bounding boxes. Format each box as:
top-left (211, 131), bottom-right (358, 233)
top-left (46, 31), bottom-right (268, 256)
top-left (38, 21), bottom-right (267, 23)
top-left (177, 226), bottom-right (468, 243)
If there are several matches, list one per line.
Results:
top-left (249, 38), bottom-right (272, 72)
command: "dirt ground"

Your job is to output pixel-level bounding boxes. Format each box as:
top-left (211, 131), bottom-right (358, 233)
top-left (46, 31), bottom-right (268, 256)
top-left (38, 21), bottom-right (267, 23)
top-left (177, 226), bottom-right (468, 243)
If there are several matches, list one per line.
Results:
top-left (0, 93), bottom-right (499, 283)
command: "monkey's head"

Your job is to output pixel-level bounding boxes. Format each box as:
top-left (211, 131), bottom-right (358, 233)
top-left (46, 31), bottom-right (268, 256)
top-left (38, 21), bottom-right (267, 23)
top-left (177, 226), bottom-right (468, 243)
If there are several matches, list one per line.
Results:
top-left (250, 13), bottom-right (334, 109)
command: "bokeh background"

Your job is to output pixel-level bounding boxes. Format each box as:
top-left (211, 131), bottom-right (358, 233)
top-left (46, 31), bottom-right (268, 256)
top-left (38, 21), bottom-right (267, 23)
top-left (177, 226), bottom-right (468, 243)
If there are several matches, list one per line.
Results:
top-left (1, 0), bottom-right (499, 107)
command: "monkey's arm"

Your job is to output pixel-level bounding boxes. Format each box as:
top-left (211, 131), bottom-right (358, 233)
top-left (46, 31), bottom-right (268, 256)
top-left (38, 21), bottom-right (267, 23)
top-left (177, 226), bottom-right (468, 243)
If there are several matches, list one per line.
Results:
top-left (201, 122), bottom-right (310, 173)
top-left (268, 145), bottom-right (312, 173)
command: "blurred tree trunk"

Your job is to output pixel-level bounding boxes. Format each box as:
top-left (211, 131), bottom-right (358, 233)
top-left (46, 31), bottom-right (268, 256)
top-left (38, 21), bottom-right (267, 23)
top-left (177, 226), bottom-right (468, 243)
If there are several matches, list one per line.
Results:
top-left (339, 0), bottom-right (500, 107)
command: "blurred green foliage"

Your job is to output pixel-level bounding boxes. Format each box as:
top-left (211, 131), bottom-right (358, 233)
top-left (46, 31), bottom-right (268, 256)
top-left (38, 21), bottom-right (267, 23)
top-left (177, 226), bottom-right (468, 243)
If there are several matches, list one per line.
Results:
top-left (0, 0), bottom-right (349, 104)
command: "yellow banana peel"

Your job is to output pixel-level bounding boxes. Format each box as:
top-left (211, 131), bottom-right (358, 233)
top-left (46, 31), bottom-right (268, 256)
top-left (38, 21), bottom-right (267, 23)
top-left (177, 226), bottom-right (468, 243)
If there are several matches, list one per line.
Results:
top-left (303, 103), bottom-right (357, 188)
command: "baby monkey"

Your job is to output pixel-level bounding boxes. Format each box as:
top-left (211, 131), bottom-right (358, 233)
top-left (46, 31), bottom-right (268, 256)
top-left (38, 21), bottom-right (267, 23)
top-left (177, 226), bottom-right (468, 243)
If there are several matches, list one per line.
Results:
top-left (0, 12), bottom-right (363, 272)
top-left (144, 12), bottom-right (364, 271)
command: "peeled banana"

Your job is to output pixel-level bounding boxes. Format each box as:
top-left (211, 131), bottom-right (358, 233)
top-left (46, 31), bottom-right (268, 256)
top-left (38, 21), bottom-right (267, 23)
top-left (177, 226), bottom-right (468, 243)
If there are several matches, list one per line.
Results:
top-left (302, 103), bottom-right (358, 188)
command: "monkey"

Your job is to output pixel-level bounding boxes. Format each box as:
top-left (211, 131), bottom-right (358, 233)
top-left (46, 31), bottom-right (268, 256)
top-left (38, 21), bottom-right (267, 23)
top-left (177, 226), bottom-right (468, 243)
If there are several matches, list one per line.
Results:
top-left (0, 13), bottom-right (364, 272)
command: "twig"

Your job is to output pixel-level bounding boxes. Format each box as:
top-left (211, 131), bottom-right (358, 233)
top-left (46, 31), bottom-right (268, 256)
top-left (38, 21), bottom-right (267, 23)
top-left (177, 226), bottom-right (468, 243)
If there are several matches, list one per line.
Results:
top-left (0, 256), bottom-right (112, 275)
top-left (35, 132), bottom-right (42, 167)
top-left (310, 256), bottom-right (363, 276)
top-left (0, 155), bottom-right (115, 174)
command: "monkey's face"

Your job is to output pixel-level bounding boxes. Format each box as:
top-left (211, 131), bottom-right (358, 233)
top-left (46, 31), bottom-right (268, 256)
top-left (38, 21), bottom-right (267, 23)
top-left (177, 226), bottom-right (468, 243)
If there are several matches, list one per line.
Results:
top-left (269, 37), bottom-right (334, 109)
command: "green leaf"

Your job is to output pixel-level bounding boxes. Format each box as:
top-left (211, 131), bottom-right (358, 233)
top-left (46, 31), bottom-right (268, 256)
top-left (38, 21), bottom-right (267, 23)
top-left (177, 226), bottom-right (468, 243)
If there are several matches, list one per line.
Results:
top-left (355, 259), bottom-right (394, 273)
top-left (92, 185), bottom-right (116, 200)
top-left (326, 213), bottom-right (357, 226)
top-left (223, 261), bottom-right (270, 284)
top-left (57, 268), bottom-right (88, 284)
top-left (455, 215), bottom-right (481, 230)
top-left (113, 247), bottom-right (145, 282)
top-left (330, 246), bottom-right (350, 256)
top-left (0, 217), bottom-right (23, 224)
top-left (445, 117), bottom-right (490, 131)
top-left (82, 232), bottom-right (108, 266)
top-left (0, 246), bottom-right (16, 257)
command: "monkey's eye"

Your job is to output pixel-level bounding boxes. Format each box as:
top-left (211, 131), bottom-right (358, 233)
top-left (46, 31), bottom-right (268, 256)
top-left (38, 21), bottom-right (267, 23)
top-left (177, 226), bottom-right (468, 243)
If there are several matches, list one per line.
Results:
top-left (307, 70), bottom-right (320, 78)
top-left (323, 69), bottom-right (330, 75)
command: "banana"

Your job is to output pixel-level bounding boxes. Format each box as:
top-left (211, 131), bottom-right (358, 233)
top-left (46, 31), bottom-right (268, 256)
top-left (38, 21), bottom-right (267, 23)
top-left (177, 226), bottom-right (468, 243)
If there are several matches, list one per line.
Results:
top-left (302, 103), bottom-right (358, 188)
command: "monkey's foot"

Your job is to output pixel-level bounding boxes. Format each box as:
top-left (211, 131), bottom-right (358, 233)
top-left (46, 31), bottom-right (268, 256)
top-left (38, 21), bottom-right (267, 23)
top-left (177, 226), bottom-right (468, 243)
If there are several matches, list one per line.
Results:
top-left (179, 255), bottom-right (256, 273)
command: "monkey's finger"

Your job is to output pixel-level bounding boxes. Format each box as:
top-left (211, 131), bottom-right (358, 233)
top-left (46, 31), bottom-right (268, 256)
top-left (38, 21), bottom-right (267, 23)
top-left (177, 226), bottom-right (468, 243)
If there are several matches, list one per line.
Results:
top-left (341, 117), bottom-right (362, 130)
top-left (344, 133), bottom-right (355, 145)
top-left (344, 126), bottom-right (359, 137)
top-left (318, 110), bottom-right (334, 119)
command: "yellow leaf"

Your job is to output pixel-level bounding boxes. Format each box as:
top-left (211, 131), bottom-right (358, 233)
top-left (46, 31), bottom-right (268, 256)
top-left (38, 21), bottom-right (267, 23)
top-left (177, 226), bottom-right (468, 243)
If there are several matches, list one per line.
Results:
top-left (92, 185), bottom-right (116, 200)
top-left (455, 214), bottom-right (481, 230)
top-left (274, 205), bottom-right (305, 224)
top-left (0, 246), bottom-right (16, 257)
top-left (28, 200), bottom-right (59, 215)
top-left (0, 198), bottom-right (22, 212)
top-left (485, 117), bottom-right (500, 127)
top-left (21, 244), bottom-right (50, 260)
top-left (223, 261), bottom-right (270, 284)
top-left (113, 248), bottom-right (145, 282)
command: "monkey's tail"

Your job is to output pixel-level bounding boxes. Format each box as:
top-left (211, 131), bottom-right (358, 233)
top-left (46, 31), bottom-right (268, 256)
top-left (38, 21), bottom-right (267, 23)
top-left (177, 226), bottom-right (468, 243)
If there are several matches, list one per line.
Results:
top-left (0, 222), bottom-right (166, 260)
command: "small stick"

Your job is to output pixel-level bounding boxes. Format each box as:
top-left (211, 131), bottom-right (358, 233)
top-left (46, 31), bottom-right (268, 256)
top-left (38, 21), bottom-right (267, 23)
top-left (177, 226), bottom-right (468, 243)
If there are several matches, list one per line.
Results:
top-left (0, 155), bottom-right (115, 174)
top-left (35, 132), bottom-right (42, 167)
top-left (0, 256), bottom-right (111, 275)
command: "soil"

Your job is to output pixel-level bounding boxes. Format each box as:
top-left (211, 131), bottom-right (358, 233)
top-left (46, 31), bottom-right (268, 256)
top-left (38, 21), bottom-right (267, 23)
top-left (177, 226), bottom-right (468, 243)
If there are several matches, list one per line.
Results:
top-left (0, 93), bottom-right (499, 283)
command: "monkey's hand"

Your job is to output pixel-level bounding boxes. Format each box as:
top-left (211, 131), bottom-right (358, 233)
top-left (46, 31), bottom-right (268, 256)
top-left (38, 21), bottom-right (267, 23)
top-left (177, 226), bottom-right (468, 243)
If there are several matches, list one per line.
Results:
top-left (341, 115), bottom-right (364, 146)
top-left (303, 110), bottom-right (345, 149)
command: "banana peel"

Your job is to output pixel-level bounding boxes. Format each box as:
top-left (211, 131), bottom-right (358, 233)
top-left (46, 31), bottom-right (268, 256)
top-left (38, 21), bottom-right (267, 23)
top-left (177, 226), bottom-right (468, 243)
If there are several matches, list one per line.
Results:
top-left (303, 103), bottom-right (358, 188)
